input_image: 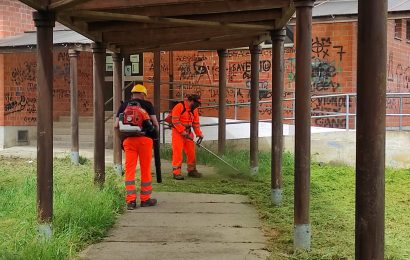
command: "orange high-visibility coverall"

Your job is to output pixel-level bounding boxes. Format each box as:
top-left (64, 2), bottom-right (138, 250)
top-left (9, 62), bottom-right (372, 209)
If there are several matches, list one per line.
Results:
top-left (171, 100), bottom-right (203, 176)
top-left (123, 136), bottom-right (153, 203)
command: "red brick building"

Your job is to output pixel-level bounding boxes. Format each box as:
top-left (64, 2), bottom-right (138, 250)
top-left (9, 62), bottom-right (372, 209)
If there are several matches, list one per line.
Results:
top-left (0, 0), bottom-right (410, 147)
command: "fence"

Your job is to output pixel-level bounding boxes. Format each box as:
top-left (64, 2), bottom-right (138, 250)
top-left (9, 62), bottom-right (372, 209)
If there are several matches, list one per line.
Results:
top-left (107, 80), bottom-right (410, 134)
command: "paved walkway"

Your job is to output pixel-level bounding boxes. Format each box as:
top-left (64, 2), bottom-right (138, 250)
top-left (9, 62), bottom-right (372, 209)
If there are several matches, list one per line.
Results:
top-left (80, 192), bottom-right (269, 260)
top-left (0, 146), bottom-right (270, 259)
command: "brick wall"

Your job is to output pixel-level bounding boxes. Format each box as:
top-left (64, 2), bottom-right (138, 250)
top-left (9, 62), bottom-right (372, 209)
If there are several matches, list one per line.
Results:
top-left (1, 49), bottom-right (93, 126)
top-left (0, 18), bottom-right (407, 129)
top-left (0, 0), bottom-right (34, 38)
top-left (0, 54), bottom-right (4, 125)
top-left (143, 22), bottom-right (356, 128)
top-left (386, 19), bottom-right (410, 128)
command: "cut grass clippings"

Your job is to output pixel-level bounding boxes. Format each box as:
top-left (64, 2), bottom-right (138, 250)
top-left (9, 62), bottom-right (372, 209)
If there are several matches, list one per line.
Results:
top-left (0, 156), bottom-right (124, 260)
top-left (158, 144), bottom-right (410, 259)
top-left (1, 146), bottom-right (409, 259)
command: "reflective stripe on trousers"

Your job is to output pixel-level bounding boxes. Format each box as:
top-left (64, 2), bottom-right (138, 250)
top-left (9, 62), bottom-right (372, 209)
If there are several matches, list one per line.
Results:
top-left (123, 136), bottom-right (153, 203)
top-left (171, 129), bottom-right (196, 175)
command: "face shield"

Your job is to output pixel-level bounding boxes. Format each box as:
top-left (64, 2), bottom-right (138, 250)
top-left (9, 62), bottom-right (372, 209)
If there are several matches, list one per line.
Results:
top-left (190, 100), bottom-right (201, 111)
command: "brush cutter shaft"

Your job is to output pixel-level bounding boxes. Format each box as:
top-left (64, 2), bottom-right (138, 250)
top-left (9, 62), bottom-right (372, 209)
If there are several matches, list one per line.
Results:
top-left (161, 121), bottom-right (241, 173)
top-left (196, 143), bottom-right (241, 173)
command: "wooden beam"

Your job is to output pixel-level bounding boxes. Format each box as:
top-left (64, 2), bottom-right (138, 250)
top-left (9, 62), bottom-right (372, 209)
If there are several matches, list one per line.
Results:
top-left (49, 0), bottom-right (93, 11)
top-left (121, 35), bottom-right (259, 53)
top-left (75, 0), bottom-right (226, 10)
top-left (252, 33), bottom-right (271, 45)
top-left (113, 32), bottom-right (260, 48)
top-left (67, 10), bottom-right (274, 30)
top-left (71, 0), bottom-right (289, 17)
top-left (275, 4), bottom-right (295, 29)
top-left (171, 8), bottom-right (282, 23)
top-left (87, 21), bottom-right (178, 32)
top-left (101, 27), bottom-right (260, 43)
top-left (19, 0), bottom-right (48, 10)
top-left (57, 15), bottom-right (102, 43)
top-left (86, 9), bottom-right (280, 33)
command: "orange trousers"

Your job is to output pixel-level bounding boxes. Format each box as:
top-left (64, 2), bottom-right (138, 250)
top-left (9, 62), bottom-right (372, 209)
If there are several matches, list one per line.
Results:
top-left (172, 129), bottom-right (196, 175)
top-left (123, 136), bottom-right (153, 203)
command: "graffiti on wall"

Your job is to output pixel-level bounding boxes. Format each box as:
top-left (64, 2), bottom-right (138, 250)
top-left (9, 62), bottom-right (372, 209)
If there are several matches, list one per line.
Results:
top-left (388, 51), bottom-right (410, 91)
top-left (311, 96), bottom-right (350, 128)
top-left (312, 37), bottom-right (346, 61)
top-left (285, 36), bottom-right (345, 93)
top-left (4, 93), bottom-right (37, 115)
top-left (174, 54), bottom-right (215, 84)
top-left (11, 61), bottom-right (36, 85)
top-left (228, 60), bottom-right (271, 83)
top-left (4, 51), bottom-right (93, 125)
top-left (311, 58), bottom-right (341, 92)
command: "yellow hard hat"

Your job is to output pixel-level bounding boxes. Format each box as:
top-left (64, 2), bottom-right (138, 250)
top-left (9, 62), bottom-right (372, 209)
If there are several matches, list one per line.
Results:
top-left (131, 84), bottom-right (147, 96)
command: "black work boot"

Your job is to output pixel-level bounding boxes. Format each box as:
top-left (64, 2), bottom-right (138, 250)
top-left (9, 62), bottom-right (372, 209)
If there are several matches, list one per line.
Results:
top-left (127, 201), bottom-right (137, 210)
top-left (188, 170), bottom-right (202, 178)
top-left (141, 198), bottom-right (157, 207)
top-left (173, 174), bottom-right (185, 180)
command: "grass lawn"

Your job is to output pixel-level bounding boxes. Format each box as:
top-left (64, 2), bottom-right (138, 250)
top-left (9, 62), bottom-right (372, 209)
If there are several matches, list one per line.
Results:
top-left (0, 146), bottom-right (409, 259)
top-left (0, 157), bottom-right (124, 260)
top-left (157, 144), bottom-right (410, 259)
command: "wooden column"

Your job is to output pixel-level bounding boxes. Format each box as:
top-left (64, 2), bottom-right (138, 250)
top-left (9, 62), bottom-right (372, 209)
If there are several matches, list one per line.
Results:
top-left (92, 42), bottom-right (106, 186)
top-left (249, 44), bottom-right (260, 174)
top-left (294, 0), bottom-right (314, 251)
top-left (217, 49), bottom-right (227, 155)
top-left (356, 0), bottom-right (387, 259)
top-left (34, 10), bottom-right (55, 238)
top-left (69, 49), bottom-right (79, 166)
top-left (271, 29), bottom-right (286, 206)
top-left (113, 53), bottom-right (123, 175)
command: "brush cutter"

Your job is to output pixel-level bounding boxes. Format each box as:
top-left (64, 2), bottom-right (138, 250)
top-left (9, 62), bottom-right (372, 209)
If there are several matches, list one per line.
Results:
top-left (195, 140), bottom-right (242, 174)
top-left (160, 121), bottom-right (242, 174)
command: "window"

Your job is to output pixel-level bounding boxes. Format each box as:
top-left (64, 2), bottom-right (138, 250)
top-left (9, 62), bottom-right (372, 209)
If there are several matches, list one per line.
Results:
top-left (395, 19), bottom-right (402, 39)
top-left (407, 20), bottom-right (410, 41)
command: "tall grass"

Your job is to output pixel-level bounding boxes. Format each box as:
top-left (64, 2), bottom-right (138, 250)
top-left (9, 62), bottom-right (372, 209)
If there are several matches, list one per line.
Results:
top-left (0, 157), bottom-right (123, 260)
top-left (158, 144), bottom-right (410, 259)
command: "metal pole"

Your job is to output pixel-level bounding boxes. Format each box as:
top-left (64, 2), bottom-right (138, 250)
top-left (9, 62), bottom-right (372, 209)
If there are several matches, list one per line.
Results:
top-left (169, 51), bottom-right (174, 110)
top-left (69, 49), bottom-right (79, 165)
top-left (154, 51), bottom-right (161, 128)
top-left (346, 94), bottom-right (350, 131)
top-left (356, 0), bottom-right (387, 259)
top-left (34, 11), bottom-right (55, 238)
top-left (249, 44), bottom-right (260, 174)
top-left (399, 96), bottom-right (403, 130)
top-left (217, 49), bottom-right (227, 154)
top-left (113, 53), bottom-right (123, 175)
top-left (271, 29), bottom-right (286, 205)
top-left (234, 87), bottom-right (238, 120)
top-left (92, 42), bottom-right (106, 186)
top-left (294, 0), bottom-right (314, 251)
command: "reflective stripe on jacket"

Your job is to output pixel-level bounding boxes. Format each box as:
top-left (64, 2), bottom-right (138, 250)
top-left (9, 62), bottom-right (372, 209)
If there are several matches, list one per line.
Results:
top-left (171, 100), bottom-right (202, 136)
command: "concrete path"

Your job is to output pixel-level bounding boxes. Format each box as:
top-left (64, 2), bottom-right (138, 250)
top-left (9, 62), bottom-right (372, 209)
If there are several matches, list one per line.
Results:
top-left (1, 146), bottom-right (269, 259)
top-left (80, 192), bottom-right (269, 260)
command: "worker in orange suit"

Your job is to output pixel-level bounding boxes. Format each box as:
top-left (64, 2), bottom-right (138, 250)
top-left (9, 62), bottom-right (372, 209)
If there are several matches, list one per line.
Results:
top-left (114, 84), bottom-right (159, 210)
top-left (171, 94), bottom-right (204, 180)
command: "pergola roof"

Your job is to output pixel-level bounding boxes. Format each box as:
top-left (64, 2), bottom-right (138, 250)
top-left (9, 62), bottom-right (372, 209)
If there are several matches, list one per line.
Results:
top-left (20, 0), bottom-right (294, 54)
top-left (0, 26), bottom-right (92, 52)
top-left (313, 0), bottom-right (410, 17)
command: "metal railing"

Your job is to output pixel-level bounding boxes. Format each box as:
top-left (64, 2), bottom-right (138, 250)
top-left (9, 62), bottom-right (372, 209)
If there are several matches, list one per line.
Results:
top-left (158, 81), bottom-right (410, 142)
top-left (106, 80), bottom-right (410, 140)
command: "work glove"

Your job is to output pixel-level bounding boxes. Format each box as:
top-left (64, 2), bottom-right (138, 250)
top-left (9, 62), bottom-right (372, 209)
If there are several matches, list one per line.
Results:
top-left (196, 135), bottom-right (204, 145)
top-left (181, 131), bottom-right (190, 139)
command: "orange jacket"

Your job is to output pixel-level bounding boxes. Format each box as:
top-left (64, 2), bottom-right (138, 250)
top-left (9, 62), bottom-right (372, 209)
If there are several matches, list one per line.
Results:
top-left (171, 100), bottom-right (202, 136)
